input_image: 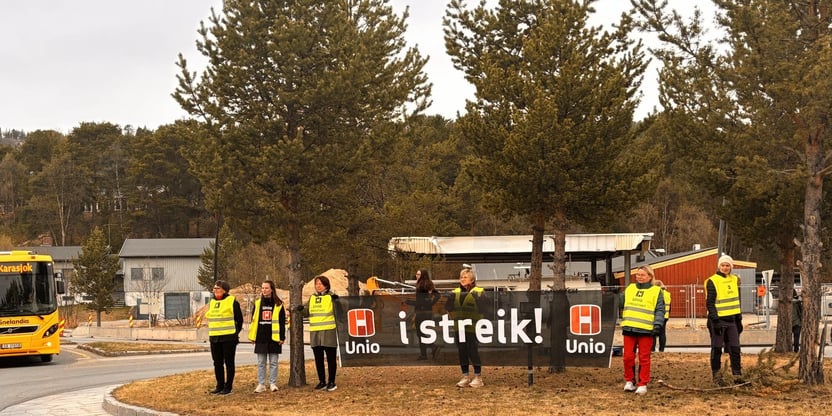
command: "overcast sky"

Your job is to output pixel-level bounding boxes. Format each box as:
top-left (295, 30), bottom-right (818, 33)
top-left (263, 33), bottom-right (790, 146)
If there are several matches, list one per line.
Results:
top-left (0, 1), bottom-right (710, 134)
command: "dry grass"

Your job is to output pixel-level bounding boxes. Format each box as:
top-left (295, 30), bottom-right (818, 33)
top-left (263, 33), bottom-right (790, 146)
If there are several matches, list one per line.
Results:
top-left (113, 352), bottom-right (832, 416)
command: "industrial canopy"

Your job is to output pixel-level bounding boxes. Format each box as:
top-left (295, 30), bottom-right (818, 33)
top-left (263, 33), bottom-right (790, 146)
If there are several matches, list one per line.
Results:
top-left (387, 233), bottom-right (654, 264)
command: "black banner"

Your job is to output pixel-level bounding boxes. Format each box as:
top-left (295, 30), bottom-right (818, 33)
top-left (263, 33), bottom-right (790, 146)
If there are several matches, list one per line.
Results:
top-left (333, 290), bottom-right (616, 368)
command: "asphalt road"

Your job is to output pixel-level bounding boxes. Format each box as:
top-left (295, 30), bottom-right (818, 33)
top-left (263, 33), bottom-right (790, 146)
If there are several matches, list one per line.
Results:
top-left (0, 339), bottom-right (257, 412)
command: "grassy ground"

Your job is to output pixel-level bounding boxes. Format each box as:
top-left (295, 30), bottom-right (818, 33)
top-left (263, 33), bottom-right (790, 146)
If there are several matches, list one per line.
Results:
top-left (77, 341), bottom-right (208, 356)
top-left (112, 351), bottom-right (832, 416)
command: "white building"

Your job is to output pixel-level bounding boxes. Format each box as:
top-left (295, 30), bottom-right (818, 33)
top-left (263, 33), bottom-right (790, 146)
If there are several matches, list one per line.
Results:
top-left (119, 238), bottom-right (213, 320)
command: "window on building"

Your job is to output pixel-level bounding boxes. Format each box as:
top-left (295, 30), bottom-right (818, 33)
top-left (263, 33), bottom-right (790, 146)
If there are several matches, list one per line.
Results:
top-left (151, 267), bottom-right (164, 281)
top-left (131, 268), bottom-right (144, 280)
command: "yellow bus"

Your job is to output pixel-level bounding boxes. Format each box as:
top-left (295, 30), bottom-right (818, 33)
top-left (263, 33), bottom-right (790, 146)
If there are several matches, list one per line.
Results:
top-left (0, 250), bottom-right (64, 362)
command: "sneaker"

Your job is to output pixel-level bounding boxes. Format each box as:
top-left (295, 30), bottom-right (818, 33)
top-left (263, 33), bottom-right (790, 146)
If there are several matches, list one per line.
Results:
top-left (326, 382), bottom-right (338, 391)
top-left (416, 355), bottom-right (428, 361)
top-left (456, 376), bottom-right (471, 387)
top-left (217, 388), bottom-right (232, 395)
top-left (209, 387), bottom-right (224, 395)
top-left (270, 383), bottom-right (279, 392)
top-left (469, 375), bottom-right (483, 388)
top-left (635, 385), bottom-right (647, 395)
top-left (623, 381), bottom-right (636, 392)
top-left (314, 382), bottom-right (327, 391)
top-left (254, 384), bottom-right (266, 393)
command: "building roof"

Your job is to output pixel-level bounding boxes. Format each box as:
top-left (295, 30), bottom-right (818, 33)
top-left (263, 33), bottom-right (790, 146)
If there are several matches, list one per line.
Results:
top-left (388, 233), bottom-right (654, 263)
top-left (612, 247), bottom-right (757, 275)
top-left (119, 238), bottom-right (214, 258)
top-left (15, 246), bottom-right (82, 261)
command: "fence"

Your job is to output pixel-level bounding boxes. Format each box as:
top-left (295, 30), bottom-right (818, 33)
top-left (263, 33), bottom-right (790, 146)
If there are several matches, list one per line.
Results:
top-left (645, 283), bottom-right (832, 330)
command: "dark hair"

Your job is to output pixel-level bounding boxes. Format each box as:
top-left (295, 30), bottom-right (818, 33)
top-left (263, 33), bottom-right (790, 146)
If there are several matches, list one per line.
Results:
top-left (261, 280), bottom-right (283, 306)
top-left (314, 275), bottom-right (331, 292)
top-left (214, 280), bottom-right (230, 293)
top-left (416, 269), bottom-right (435, 293)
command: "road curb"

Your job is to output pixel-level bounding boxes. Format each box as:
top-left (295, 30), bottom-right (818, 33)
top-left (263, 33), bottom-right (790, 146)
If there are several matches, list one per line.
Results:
top-left (103, 386), bottom-right (179, 416)
top-left (77, 343), bottom-right (209, 357)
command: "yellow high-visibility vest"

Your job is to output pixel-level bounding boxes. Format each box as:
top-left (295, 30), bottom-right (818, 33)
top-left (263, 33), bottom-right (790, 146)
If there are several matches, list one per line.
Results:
top-left (621, 284), bottom-right (661, 331)
top-left (247, 298), bottom-right (283, 342)
top-left (308, 294), bottom-right (336, 331)
top-left (706, 274), bottom-right (741, 317)
top-left (207, 295), bottom-right (236, 336)
top-left (663, 290), bottom-right (671, 319)
top-left (452, 287), bottom-right (484, 332)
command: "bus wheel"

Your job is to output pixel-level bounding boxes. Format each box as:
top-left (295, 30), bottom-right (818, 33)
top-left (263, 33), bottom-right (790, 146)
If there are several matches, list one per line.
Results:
top-left (40, 354), bottom-right (53, 363)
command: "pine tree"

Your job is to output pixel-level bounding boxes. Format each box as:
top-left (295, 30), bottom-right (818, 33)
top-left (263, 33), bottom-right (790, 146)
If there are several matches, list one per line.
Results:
top-left (444, 0), bottom-right (651, 292)
top-left (71, 227), bottom-right (120, 327)
top-left (174, 0), bottom-right (429, 386)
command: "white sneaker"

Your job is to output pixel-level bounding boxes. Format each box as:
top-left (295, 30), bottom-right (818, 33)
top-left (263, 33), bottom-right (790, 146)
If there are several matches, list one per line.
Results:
top-left (269, 383), bottom-right (278, 392)
top-left (635, 385), bottom-right (647, 395)
top-left (623, 381), bottom-right (636, 392)
top-left (254, 384), bottom-right (266, 393)
top-left (469, 375), bottom-right (483, 388)
top-left (456, 376), bottom-right (471, 387)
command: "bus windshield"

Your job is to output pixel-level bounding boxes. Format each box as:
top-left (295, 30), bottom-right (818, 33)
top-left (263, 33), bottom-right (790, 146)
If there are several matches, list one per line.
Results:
top-left (0, 262), bottom-right (57, 316)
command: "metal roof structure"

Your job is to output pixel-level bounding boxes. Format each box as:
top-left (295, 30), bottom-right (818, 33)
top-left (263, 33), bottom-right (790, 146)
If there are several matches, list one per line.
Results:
top-left (388, 233), bottom-right (654, 263)
top-left (119, 238), bottom-right (214, 258)
top-left (16, 245), bottom-right (82, 261)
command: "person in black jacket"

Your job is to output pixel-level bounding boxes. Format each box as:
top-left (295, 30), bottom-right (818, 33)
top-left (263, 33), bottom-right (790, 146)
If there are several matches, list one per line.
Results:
top-left (792, 289), bottom-right (803, 352)
top-left (705, 255), bottom-right (743, 386)
top-left (206, 280), bottom-right (243, 395)
top-left (412, 269), bottom-right (442, 360)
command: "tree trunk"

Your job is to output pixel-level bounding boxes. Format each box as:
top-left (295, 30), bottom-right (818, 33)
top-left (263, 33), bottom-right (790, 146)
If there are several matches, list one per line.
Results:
top-left (773, 242), bottom-right (796, 353)
top-left (529, 213), bottom-right (544, 292)
top-left (96, 310), bottom-right (102, 327)
top-left (287, 226), bottom-right (307, 387)
top-left (550, 209), bottom-right (568, 292)
top-left (798, 133), bottom-right (825, 385)
top-left (548, 209), bottom-right (569, 373)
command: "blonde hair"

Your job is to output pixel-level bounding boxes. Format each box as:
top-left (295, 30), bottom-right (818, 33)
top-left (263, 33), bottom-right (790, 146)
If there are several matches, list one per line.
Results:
top-left (653, 279), bottom-right (665, 289)
top-left (460, 267), bottom-right (476, 282)
top-left (637, 265), bottom-right (655, 280)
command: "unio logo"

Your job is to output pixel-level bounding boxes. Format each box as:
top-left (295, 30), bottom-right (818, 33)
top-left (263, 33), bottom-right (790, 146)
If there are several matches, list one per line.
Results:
top-left (566, 304), bottom-right (605, 354)
top-left (569, 304), bottom-right (601, 335)
top-left (566, 337), bottom-right (606, 354)
top-left (345, 309), bottom-right (380, 355)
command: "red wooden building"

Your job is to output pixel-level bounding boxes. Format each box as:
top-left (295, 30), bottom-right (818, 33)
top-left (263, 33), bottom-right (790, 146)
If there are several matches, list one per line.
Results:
top-left (615, 248), bottom-right (757, 318)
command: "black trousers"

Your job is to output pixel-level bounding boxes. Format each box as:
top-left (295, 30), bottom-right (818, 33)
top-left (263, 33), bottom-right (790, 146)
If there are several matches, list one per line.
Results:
top-left (313, 346), bottom-right (337, 384)
top-left (708, 319), bottom-right (741, 375)
top-left (210, 340), bottom-right (238, 390)
top-left (456, 333), bottom-right (482, 375)
top-left (792, 325), bottom-right (801, 352)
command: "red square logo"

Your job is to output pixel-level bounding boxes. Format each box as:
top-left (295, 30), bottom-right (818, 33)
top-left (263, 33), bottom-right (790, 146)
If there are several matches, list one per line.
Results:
top-left (569, 304), bottom-right (601, 336)
top-left (348, 308), bottom-right (375, 337)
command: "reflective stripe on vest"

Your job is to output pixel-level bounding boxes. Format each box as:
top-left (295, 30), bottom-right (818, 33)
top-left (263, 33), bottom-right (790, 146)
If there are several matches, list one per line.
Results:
top-left (308, 294), bottom-right (335, 331)
top-left (621, 284), bottom-right (661, 331)
top-left (207, 295), bottom-right (236, 336)
top-left (247, 298), bottom-right (283, 342)
top-left (706, 274), bottom-right (741, 317)
top-left (663, 290), bottom-right (671, 319)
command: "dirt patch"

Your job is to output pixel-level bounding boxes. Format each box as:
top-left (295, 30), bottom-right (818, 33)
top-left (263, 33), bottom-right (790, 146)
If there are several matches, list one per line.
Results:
top-left (113, 351), bottom-right (832, 416)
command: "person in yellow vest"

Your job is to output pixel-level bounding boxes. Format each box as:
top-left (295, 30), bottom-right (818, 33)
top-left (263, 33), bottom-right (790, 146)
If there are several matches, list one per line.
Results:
top-left (446, 267), bottom-right (487, 388)
top-left (297, 275), bottom-right (339, 391)
top-left (621, 265), bottom-right (665, 395)
top-left (651, 280), bottom-right (671, 352)
top-left (706, 255), bottom-right (743, 385)
top-left (206, 280), bottom-right (243, 395)
top-left (248, 280), bottom-right (285, 393)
